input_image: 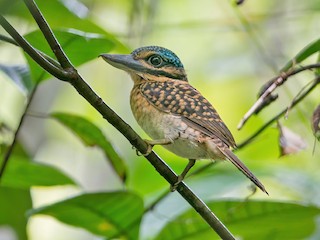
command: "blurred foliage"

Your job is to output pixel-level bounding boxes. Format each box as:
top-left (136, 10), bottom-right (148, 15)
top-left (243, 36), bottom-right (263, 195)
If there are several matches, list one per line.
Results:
top-left (0, 187), bottom-right (31, 240)
top-left (156, 200), bottom-right (320, 240)
top-left (24, 29), bottom-right (121, 84)
top-left (0, 64), bottom-right (32, 93)
top-left (2, 156), bottom-right (76, 188)
top-left (0, 0), bottom-right (319, 240)
top-left (281, 38), bottom-right (320, 72)
top-left (29, 192), bottom-right (144, 239)
top-left (51, 112), bottom-right (127, 182)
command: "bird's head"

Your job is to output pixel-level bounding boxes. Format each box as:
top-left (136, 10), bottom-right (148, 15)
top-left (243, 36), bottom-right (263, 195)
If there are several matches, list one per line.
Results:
top-left (100, 46), bottom-right (187, 83)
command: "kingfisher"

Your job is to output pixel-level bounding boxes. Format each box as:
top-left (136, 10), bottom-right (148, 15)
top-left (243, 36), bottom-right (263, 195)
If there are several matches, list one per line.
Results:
top-left (100, 46), bottom-right (267, 194)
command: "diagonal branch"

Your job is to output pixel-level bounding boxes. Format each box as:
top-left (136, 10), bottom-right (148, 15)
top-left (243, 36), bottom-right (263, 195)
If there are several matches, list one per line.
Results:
top-left (23, 0), bottom-right (73, 70)
top-left (0, 34), bottom-right (19, 46)
top-left (0, 15), bottom-right (70, 81)
top-left (0, 2), bottom-right (236, 239)
top-left (0, 34), bottom-right (63, 69)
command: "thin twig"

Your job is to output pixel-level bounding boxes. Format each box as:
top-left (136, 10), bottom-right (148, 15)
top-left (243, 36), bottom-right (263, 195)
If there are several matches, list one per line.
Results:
top-left (0, 15), bottom-right (69, 80)
top-left (238, 63), bottom-right (320, 130)
top-left (0, 86), bottom-right (38, 181)
top-left (0, 34), bottom-right (19, 46)
top-left (237, 76), bottom-right (320, 148)
top-left (23, 0), bottom-right (73, 70)
top-left (0, 33), bottom-right (62, 69)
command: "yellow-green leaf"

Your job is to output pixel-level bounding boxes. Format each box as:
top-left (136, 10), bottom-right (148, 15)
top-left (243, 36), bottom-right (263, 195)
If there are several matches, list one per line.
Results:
top-left (29, 192), bottom-right (143, 240)
top-left (24, 28), bottom-right (119, 83)
top-left (0, 187), bottom-right (31, 240)
top-left (2, 157), bottom-right (76, 189)
top-left (281, 38), bottom-right (320, 72)
top-left (156, 200), bottom-right (320, 240)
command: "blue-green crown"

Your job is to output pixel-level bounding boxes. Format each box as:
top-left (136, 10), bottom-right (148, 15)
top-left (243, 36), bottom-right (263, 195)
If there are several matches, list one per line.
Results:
top-left (132, 46), bottom-right (184, 68)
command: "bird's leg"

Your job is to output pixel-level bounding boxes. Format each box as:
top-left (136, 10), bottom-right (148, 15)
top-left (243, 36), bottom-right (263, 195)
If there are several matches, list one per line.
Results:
top-left (140, 138), bottom-right (174, 156)
top-left (170, 159), bottom-right (196, 192)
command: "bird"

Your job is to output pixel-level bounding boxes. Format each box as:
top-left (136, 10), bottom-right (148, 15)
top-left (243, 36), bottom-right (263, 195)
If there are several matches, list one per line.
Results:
top-left (100, 46), bottom-right (268, 194)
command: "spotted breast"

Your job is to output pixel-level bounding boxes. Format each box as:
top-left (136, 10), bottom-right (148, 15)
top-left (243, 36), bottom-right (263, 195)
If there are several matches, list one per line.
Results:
top-left (130, 79), bottom-right (233, 159)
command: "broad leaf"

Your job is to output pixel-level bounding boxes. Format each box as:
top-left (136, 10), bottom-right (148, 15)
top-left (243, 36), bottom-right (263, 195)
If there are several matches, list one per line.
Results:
top-left (155, 200), bottom-right (320, 240)
top-left (0, 64), bottom-right (32, 94)
top-left (0, 187), bottom-right (31, 240)
top-left (51, 112), bottom-right (127, 182)
top-left (24, 28), bottom-right (118, 82)
top-left (3, 0), bottom-right (126, 44)
top-left (29, 192), bottom-right (144, 240)
top-left (0, 0), bottom-right (20, 15)
top-left (281, 38), bottom-right (320, 72)
top-left (13, 0), bottom-right (128, 83)
top-left (2, 157), bottom-right (76, 189)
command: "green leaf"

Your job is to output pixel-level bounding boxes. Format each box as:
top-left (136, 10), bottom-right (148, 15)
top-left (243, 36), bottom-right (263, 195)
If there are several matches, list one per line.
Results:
top-left (281, 38), bottom-right (320, 72)
top-left (0, 0), bottom-right (19, 15)
top-left (155, 200), bottom-right (320, 240)
top-left (0, 187), bottom-right (32, 240)
top-left (24, 28), bottom-right (119, 82)
top-left (0, 64), bottom-right (32, 94)
top-left (2, 157), bottom-right (76, 189)
top-left (4, 0), bottom-right (126, 48)
top-left (29, 191), bottom-right (144, 240)
top-left (51, 112), bottom-right (127, 182)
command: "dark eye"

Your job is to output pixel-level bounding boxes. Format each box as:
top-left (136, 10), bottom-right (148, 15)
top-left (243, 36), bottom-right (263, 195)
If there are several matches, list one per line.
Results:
top-left (148, 55), bottom-right (163, 67)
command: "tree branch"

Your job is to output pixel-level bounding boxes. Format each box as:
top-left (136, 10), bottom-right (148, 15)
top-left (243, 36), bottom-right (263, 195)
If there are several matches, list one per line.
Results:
top-left (69, 65), bottom-right (236, 240)
top-left (23, 0), bottom-right (73, 70)
top-left (0, 34), bottom-right (19, 46)
top-left (0, 15), bottom-right (70, 81)
top-left (0, 33), bottom-right (63, 69)
top-left (0, 3), bottom-right (236, 239)
top-left (238, 63), bottom-right (320, 129)
top-left (237, 76), bottom-right (320, 148)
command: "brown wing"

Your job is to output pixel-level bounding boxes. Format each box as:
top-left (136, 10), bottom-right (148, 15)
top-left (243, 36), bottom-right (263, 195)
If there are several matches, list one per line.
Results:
top-left (140, 81), bottom-right (237, 148)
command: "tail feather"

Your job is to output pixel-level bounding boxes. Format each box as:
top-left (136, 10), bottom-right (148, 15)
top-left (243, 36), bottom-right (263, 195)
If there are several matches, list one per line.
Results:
top-left (220, 147), bottom-right (268, 195)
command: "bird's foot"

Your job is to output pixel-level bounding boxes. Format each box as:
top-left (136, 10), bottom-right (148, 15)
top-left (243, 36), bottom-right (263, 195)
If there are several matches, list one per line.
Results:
top-left (170, 175), bottom-right (184, 192)
top-left (134, 139), bottom-right (156, 156)
top-left (141, 140), bottom-right (154, 156)
top-left (136, 138), bottom-right (174, 157)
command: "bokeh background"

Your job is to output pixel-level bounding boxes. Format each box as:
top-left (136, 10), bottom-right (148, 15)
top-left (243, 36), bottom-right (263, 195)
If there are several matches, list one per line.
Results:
top-left (0, 0), bottom-right (320, 239)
